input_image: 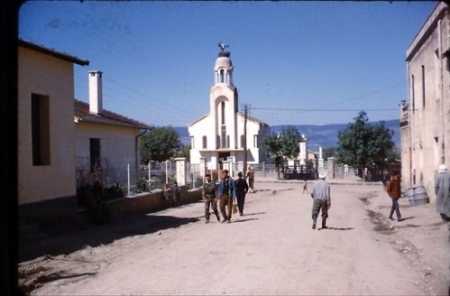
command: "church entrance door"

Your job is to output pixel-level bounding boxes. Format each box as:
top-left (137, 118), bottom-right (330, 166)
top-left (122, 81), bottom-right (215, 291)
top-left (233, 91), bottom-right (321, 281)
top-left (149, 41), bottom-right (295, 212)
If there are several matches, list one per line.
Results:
top-left (218, 152), bottom-right (231, 172)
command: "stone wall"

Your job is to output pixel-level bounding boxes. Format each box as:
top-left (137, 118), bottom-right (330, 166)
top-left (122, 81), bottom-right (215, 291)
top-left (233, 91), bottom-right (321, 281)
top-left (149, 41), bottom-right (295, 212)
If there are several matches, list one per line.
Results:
top-left (107, 188), bottom-right (202, 218)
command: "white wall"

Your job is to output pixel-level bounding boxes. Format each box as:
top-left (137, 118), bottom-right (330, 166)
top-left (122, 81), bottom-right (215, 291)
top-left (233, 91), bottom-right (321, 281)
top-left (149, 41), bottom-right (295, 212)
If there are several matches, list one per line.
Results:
top-left (18, 47), bottom-right (77, 205)
top-left (188, 115), bottom-right (210, 164)
top-left (236, 113), bottom-right (261, 164)
top-left (75, 122), bottom-right (140, 185)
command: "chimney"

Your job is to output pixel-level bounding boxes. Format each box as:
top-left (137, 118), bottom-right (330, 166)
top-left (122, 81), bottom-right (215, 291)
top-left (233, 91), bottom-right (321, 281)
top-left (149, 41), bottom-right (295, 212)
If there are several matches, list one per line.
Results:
top-left (88, 70), bottom-right (103, 114)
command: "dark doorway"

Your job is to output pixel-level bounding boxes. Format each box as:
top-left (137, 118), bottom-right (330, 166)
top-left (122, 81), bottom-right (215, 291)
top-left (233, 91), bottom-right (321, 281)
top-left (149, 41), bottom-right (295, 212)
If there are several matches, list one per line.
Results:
top-left (89, 138), bottom-right (101, 172)
top-left (218, 152), bottom-right (230, 170)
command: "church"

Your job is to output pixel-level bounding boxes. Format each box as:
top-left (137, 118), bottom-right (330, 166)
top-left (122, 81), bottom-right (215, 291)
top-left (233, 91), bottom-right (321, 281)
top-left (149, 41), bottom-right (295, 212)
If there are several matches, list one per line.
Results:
top-left (188, 44), bottom-right (270, 176)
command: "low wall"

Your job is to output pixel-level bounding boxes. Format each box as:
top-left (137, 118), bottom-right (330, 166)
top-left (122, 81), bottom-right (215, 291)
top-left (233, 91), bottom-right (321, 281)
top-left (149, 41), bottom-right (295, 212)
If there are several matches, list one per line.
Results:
top-left (18, 188), bottom-right (202, 238)
top-left (107, 187), bottom-right (202, 218)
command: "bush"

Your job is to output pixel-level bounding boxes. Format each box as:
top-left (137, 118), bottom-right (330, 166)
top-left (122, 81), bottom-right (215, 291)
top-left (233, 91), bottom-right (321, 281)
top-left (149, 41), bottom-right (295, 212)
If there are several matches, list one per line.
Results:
top-left (76, 181), bottom-right (112, 225)
top-left (134, 178), bottom-right (149, 193)
top-left (103, 183), bottom-right (124, 200)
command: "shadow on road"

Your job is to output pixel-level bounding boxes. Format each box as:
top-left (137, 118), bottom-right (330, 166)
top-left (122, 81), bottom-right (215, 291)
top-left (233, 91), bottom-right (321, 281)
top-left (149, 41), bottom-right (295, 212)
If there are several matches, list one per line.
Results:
top-left (243, 211), bottom-right (266, 217)
top-left (319, 226), bottom-right (354, 231)
top-left (20, 214), bottom-right (200, 262)
top-left (398, 216), bottom-right (415, 222)
top-left (232, 217), bottom-right (259, 223)
top-left (395, 224), bottom-right (420, 229)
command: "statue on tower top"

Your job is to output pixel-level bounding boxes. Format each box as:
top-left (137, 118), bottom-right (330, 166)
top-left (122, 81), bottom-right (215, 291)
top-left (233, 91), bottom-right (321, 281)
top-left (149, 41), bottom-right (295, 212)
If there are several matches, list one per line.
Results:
top-left (217, 42), bottom-right (230, 57)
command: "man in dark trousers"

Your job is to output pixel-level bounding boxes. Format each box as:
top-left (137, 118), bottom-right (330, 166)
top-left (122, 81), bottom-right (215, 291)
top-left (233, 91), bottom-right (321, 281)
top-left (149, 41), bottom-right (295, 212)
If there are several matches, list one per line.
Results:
top-left (386, 174), bottom-right (402, 221)
top-left (234, 172), bottom-right (249, 216)
top-left (246, 165), bottom-right (255, 193)
top-left (311, 173), bottom-right (331, 230)
top-left (202, 174), bottom-right (220, 223)
top-left (218, 170), bottom-right (235, 223)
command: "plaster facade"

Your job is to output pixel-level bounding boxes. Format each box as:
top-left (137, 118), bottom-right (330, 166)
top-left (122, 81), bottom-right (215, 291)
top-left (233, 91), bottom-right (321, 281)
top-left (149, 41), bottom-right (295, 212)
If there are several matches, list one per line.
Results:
top-left (18, 46), bottom-right (83, 205)
top-left (75, 121), bottom-right (142, 185)
top-left (401, 2), bottom-right (450, 202)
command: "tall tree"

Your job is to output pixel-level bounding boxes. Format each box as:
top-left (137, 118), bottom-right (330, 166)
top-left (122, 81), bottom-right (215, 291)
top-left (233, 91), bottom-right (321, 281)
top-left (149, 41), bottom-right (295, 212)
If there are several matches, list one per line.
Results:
top-left (336, 111), bottom-right (395, 179)
top-left (279, 127), bottom-right (301, 161)
top-left (323, 147), bottom-right (337, 159)
top-left (263, 134), bottom-right (283, 179)
top-left (263, 126), bottom-right (301, 178)
top-left (140, 127), bottom-right (181, 163)
top-left (175, 143), bottom-right (191, 161)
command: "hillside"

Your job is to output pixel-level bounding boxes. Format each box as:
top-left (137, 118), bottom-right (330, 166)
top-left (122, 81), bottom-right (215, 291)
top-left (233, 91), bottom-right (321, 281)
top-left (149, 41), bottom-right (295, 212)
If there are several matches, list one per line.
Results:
top-left (174, 119), bottom-right (400, 149)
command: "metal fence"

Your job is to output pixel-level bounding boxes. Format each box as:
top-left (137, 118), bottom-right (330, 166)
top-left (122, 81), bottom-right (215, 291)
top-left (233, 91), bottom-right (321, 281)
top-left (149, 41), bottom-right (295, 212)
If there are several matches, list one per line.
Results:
top-left (76, 157), bottom-right (130, 191)
top-left (133, 160), bottom-right (205, 195)
top-left (252, 162), bottom-right (278, 178)
top-left (76, 155), bottom-right (358, 199)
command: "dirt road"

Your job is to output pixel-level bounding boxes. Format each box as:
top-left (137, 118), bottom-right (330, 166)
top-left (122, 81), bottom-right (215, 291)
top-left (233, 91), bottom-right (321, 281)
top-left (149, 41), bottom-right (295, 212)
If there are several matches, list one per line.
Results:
top-left (21, 180), bottom-right (449, 295)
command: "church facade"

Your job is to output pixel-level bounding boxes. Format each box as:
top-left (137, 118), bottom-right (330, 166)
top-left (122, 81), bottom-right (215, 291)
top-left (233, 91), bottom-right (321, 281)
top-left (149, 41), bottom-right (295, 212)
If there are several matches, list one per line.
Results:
top-left (188, 46), bottom-right (269, 176)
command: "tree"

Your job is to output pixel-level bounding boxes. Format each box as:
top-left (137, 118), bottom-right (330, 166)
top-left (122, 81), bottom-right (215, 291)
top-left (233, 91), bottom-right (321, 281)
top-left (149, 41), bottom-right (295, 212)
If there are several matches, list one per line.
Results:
top-left (263, 134), bottom-right (283, 179)
top-left (279, 127), bottom-right (301, 161)
top-left (322, 147), bottom-right (337, 159)
top-left (175, 143), bottom-right (191, 161)
top-left (336, 111), bottom-right (395, 179)
top-left (263, 126), bottom-right (301, 179)
top-left (140, 127), bottom-right (181, 163)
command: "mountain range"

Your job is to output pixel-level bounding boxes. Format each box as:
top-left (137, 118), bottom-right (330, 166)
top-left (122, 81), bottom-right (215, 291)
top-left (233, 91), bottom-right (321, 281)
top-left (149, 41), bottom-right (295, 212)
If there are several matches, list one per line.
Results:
top-left (174, 119), bottom-right (400, 149)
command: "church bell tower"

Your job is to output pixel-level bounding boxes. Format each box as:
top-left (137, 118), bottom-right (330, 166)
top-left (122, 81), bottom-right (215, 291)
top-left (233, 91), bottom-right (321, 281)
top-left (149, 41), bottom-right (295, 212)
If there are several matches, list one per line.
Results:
top-left (209, 43), bottom-right (239, 151)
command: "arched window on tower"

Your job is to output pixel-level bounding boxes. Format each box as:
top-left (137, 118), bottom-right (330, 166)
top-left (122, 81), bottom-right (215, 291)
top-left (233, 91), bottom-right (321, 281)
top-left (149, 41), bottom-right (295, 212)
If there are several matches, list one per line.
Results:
top-left (220, 69), bottom-right (224, 83)
top-left (221, 101), bottom-right (226, 125)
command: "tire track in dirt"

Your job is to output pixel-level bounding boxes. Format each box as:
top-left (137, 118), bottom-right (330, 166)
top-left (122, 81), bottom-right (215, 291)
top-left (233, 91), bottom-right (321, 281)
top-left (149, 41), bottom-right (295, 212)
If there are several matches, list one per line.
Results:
top-left (358, 189), bottom-right (437, 295)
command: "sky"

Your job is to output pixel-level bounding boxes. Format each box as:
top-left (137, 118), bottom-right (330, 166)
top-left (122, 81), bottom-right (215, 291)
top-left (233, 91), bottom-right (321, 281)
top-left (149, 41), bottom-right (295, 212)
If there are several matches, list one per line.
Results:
top-left (19, 1), bottom-right (436, 126)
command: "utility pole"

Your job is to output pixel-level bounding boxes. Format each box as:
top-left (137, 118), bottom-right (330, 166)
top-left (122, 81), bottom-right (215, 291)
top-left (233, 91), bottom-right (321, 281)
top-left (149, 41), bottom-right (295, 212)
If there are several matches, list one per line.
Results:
top-left (243, 104), bottom-right (248, 177)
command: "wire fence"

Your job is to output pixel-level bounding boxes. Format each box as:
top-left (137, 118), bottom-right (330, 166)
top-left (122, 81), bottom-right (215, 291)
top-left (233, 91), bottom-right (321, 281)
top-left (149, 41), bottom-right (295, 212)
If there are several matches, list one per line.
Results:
top-left (76, 158), bottom-right (194, 197)
top-left (75, 155), bottom-right (357, 201)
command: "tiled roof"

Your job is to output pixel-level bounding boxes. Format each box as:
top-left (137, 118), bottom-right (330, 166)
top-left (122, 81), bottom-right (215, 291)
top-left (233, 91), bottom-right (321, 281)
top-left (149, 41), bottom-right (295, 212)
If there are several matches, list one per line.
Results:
top-left (19, 39), bottom-right (89, 66)
top-left (74, 99), bottom-right (151, 129)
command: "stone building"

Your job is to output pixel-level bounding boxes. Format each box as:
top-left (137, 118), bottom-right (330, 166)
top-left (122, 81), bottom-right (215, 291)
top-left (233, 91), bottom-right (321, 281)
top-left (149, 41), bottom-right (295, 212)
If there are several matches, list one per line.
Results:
top-left (401, 2), bottom-right (450, 201)
top-left (188, 45), bottom-right (269, 175)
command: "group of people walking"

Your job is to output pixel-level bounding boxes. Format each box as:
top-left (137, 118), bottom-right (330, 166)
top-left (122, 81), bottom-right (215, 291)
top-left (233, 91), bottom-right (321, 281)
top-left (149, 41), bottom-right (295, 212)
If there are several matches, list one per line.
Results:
top-left (202, 168), bottom-right (255, 223)
top-left (202, 164), bottom-right (450, 236)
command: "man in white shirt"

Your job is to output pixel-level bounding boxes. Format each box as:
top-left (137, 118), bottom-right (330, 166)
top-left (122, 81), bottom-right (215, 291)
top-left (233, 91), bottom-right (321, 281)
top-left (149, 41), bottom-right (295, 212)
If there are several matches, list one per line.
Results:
top-left (311, 173), bottom-right (331, 230)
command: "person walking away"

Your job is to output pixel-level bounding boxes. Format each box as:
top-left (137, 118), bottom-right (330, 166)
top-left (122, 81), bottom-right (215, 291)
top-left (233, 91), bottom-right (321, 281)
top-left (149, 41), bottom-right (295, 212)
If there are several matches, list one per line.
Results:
top-left (234, 172), bottom-right (249, 216)
top-left (435, 164), bottom-right (450, 229)
top-left (434, 164), bottom-right (450, 296)
top-left (303, 179), bottom-right (308, 195)
top-left (386, 174), bottom-right (402, 221)
top-left (218, 170), bottom-right (235, 223)
top-left (311, 173), bottom-right (331, 229)
top-left (203, 174), bottom-right (220, 223)
top-left (246, 166), bottom-right (255, 193)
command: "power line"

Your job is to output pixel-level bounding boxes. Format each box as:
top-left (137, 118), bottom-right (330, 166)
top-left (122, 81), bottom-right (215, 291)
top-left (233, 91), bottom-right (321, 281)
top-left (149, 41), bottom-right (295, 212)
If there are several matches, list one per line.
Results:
top-left (250, 107), bottom-right (399, 112)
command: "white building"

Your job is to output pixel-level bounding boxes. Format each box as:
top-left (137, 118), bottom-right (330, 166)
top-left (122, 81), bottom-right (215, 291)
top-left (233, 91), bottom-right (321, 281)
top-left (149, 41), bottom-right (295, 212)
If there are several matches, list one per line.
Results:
top-left (188, 46), bottom-right (269, 175)
top-left (74, 71), bottom-right (150, 187)
top-left (18, 39), bottom-right (89, 206)
top-left (287, 134), bottom-right (308, 167)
